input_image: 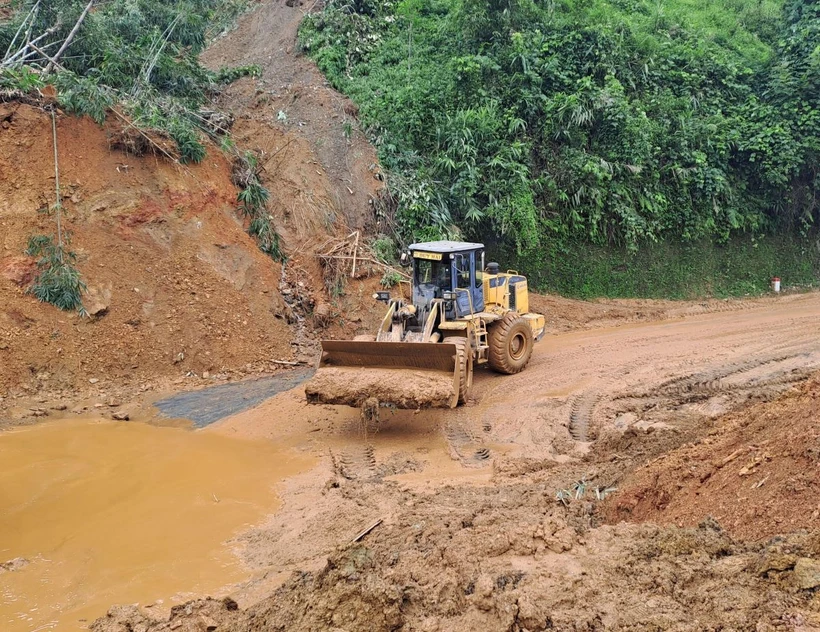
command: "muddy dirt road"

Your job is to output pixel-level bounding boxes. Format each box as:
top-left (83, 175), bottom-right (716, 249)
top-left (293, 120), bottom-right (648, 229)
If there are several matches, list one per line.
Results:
top-left (90, 293), bottom-right (820, 632)
top-left (213, 291), bottom-right (820, 472)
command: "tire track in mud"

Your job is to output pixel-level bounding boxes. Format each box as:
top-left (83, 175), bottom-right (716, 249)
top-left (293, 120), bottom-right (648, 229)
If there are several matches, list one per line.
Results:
top-left (445, 420), bottom-right (492, 466)
top-left (568, 391), bottom-right (601, 442)
top-left (653, 353), bottom-right (807, 396)
top-left (331, 445), bottom-right (377, 480)
top-left (566, 347), bottom-right (820, 443)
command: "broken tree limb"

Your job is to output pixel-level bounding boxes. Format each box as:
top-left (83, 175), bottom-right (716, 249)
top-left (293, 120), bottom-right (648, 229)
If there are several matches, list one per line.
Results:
top-left (45, 0), bottom-right (95, 75)
top-left (28, 43), bottom-right (64, 71)
top-left (349, 518), bottom-right (383, 544)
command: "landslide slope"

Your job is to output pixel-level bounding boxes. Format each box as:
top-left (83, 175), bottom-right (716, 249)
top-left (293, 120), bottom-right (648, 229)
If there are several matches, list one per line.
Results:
top-left (0, 102), bottom-right (293, 399)
top-left (201, 0), bottom-right (383, 235)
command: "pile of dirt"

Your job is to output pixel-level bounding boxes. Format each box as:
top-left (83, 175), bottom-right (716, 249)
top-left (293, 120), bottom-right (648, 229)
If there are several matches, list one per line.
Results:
top-left (305, 366), bottom-right (457, 409)
top-left (602, 375), bottom-right (820, 541)
top-left (92, 478), bottom-right (820, 632)
top-left (0, 102), bottom-right (298, 409)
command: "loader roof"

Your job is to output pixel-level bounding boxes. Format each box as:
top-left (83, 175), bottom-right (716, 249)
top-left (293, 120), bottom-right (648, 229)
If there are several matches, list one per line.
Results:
top-left (409, 241), bottom-right (484, 253)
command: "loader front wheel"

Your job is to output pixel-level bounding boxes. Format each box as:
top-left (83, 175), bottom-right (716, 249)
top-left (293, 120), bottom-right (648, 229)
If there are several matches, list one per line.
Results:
top-left (443, 337), bottom-right (472, 405)
top-left (488, 313), bottom-right (533, 375)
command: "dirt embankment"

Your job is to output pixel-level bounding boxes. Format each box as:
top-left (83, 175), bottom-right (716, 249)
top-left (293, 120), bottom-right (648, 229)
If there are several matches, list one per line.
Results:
top-left (1, 0), bottom-right (388, 421)
top-left (201, 0), bottom-right (382, 234)
top-left (603, 376), bottom-right (820, 541)
top-left (0, 103), bottom-right (298, 410)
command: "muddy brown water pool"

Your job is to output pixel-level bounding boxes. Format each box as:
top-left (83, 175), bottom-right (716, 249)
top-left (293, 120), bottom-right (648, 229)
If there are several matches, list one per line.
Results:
top-left (0, 418), bottom-right (312, 632)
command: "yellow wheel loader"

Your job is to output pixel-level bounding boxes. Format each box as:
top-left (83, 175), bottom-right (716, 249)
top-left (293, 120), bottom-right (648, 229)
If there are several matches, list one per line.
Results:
top-left (305, 241), bottom-right (546, 410)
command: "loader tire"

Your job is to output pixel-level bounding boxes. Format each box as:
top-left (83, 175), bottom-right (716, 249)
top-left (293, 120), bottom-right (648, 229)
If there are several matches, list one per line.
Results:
top-left (443, 337), bottom-right (472, 405)
top-left (488, 313), bottom-right (533, 375)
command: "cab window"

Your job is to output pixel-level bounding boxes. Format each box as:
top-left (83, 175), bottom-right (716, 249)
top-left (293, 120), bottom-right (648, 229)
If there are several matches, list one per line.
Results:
top-left (474, 250), bottom-right (483, 289)
top-left (416, 260), bottom-right (451, 289)
top-left (454, 254), bottom-right (471, 289)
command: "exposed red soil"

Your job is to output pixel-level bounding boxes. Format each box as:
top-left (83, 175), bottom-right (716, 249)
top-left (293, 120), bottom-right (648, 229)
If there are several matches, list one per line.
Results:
top-left (602, 375), bottom-right (820, 541)
top-left (0, 102), bottom-right (294, 403)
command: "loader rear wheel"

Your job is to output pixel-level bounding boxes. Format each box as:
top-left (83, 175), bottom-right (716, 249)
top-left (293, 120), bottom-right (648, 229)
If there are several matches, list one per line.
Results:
top-left (488, 313), bottom-right (533, 375)
top-left (443, 337), bottom-right (473, 405)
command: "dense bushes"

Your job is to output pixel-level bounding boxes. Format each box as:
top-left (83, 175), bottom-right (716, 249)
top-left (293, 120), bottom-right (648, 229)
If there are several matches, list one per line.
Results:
top-left (300, 0), bottom-right (819, 294)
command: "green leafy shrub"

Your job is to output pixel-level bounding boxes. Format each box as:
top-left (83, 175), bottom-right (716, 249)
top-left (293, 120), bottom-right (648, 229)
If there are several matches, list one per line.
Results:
top-left (25, 235), bottom-right (86, 315)
top-left (371, 235), bottom-right (396, 263)
top-left (380, 269), bottom-right (401, 287)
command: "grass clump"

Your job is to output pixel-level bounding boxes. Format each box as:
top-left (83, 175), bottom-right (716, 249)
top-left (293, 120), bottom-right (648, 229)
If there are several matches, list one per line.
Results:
top-left (234, 152), bottom-right (286, 262)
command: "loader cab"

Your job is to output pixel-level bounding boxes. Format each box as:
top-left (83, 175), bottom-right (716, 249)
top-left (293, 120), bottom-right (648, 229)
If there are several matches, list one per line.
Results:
top-left (409, 241), bottom-right (485, 319)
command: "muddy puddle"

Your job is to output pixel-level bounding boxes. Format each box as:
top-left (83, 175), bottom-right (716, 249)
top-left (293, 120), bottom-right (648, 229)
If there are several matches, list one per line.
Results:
top-left (0, 419), bottom-right (312, 632)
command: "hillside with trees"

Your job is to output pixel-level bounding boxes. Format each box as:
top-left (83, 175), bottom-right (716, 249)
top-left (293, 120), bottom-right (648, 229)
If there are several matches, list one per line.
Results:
top-left (300, 0), bottom-right (820, 296)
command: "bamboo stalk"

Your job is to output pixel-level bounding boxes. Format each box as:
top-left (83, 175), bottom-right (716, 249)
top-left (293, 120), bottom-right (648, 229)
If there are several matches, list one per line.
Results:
top-left (51, 109), bottom-right (63, 249)
top-left (2, 24), bottom-right (59, 68)
top-left (3, 0), bottom-right (40, 62)
top-left (45, 0), bottom-right (95, 75)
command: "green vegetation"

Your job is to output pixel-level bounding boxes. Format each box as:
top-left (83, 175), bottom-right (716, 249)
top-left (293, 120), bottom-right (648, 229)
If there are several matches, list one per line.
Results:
top-left (26, 234), bottom-right (86, 315)
top-left (511, 235), bottom-right (820, 299)
top-left (0, 0), bottom-right (253, 162)
top-left (234, 152), bottom-right (286, 262)
top-left (301, 0), bottom-right (820, 297)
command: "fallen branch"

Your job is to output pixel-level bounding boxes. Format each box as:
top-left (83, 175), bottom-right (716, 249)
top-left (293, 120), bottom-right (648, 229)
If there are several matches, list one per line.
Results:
top-left (318, 254), bottom-right (410, 277)
top-left (349, 518), bottom-right (383, 544)
top-left (28, 43), bottom-right (64, 71)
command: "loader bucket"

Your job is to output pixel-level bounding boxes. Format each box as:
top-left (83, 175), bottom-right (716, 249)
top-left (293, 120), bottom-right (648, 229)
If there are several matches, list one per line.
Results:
top-left (305, 341), bottom-right (460, 409)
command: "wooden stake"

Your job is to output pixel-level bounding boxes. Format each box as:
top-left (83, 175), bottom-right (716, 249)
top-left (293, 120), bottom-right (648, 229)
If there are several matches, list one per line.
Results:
top-left (350, 230), bottom-right (359, 278)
